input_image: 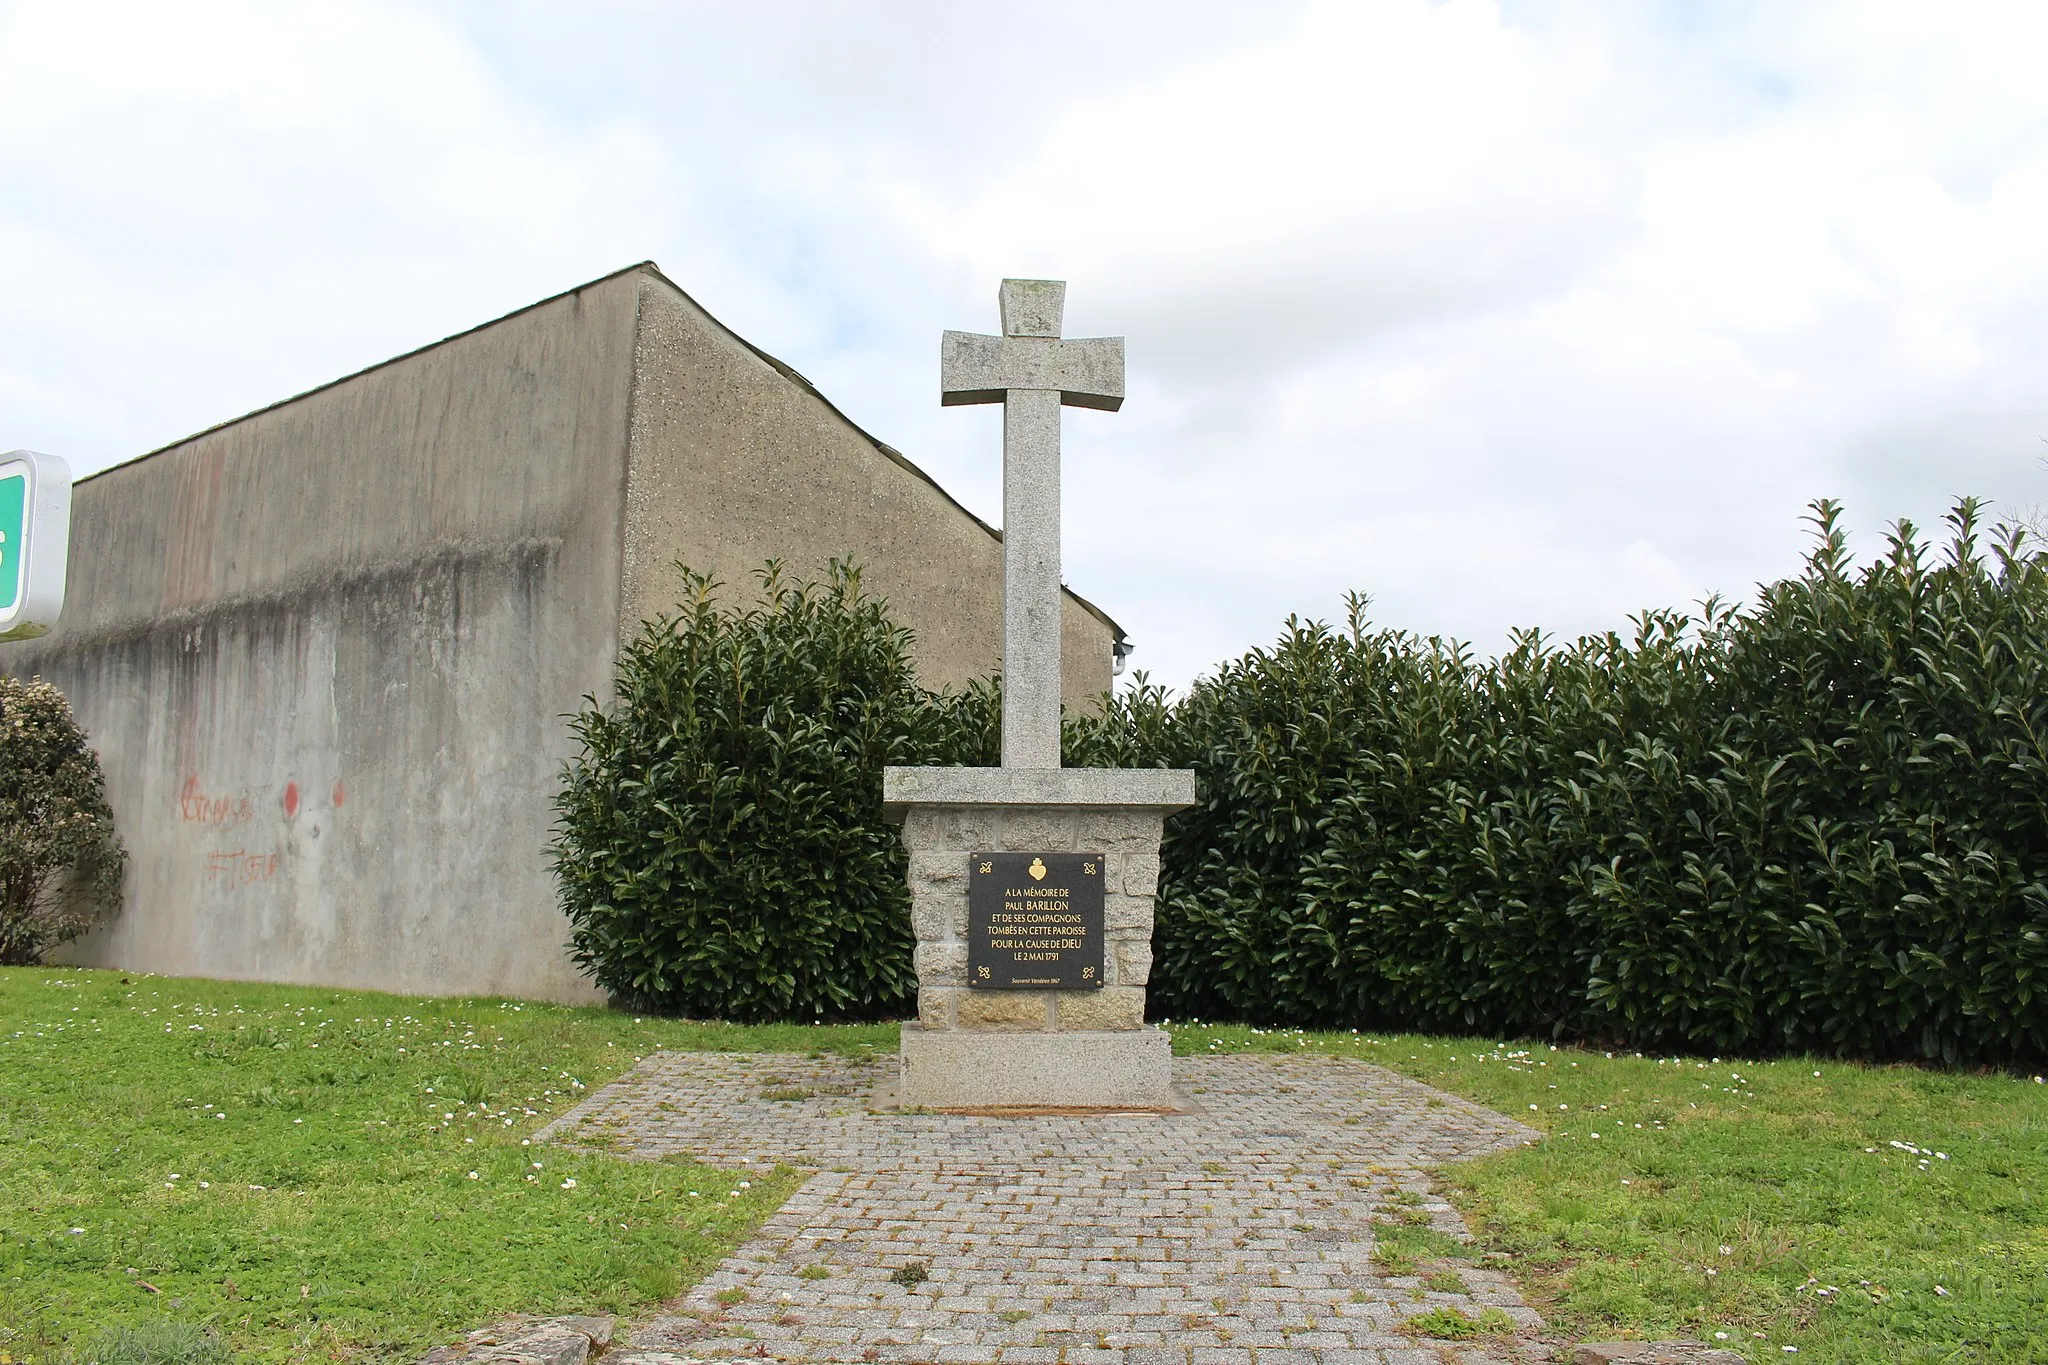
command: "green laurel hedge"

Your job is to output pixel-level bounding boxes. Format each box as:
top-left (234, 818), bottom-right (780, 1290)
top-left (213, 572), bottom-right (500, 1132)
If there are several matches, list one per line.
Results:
top-left (1110, 500), bottom-right (2048, 1063)
top-left (550, 562), bottom-right (995, 1021)
top-left (555, 502), bottom-right (2048, 1062)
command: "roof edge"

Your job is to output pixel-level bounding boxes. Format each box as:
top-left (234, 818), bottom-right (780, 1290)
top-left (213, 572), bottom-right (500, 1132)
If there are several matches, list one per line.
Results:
top-left (76, 261), bottom-right (665, 490)
top-left (627, 263), bottom-right (1127, 646)
top-left (74, 259), bottom-right (1129, 645)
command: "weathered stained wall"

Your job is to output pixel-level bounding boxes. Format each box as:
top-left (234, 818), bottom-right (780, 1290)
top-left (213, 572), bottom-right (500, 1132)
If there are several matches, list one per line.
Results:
top-left (2, 262), bottom-right (1129, 1005)
top-left (7, 273), bottom-right (642, 1002)
top-left (619, 274), bottom-right (1118, 704)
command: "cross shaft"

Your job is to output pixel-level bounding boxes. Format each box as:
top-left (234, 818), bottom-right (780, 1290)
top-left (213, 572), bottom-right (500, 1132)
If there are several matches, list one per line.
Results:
top-left (941, 280), bottom-right (1125, 769)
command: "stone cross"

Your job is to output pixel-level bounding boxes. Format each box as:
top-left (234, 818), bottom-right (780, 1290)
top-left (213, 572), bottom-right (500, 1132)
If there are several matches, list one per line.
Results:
top-left (941, 279), bottom-right (1124, 768)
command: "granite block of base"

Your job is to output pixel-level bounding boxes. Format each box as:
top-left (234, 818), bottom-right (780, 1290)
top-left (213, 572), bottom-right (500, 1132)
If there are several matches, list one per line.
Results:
top-left (882, 765), bottom-right (1195, 1110)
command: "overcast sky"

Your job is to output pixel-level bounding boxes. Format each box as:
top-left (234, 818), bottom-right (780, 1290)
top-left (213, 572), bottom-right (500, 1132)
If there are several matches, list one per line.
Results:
top-left (5, 1), bottom-right (2047, 691)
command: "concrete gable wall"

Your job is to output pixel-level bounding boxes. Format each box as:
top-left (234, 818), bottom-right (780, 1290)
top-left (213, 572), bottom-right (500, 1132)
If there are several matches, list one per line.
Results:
top-left (58, 278), bottom-right (639, 637)
top-left (3, 263), bottom-right (1127, 1006)
top-left (11, 273), bottom-right (642, 1002)
top-left (619, 273), bottom-right (1116, 704)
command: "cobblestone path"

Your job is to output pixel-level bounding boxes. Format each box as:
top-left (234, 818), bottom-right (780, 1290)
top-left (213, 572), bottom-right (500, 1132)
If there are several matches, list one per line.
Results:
top-left (540, 1051), bottom-right (1545, 1365)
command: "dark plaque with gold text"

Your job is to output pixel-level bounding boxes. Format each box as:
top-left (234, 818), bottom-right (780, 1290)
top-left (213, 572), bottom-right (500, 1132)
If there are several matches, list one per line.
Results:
top-left (967, 852), bottom-right (1105, 990)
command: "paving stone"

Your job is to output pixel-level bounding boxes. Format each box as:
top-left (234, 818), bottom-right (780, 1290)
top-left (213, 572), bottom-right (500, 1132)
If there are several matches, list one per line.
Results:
top-left (537, 1052), bottom-right (1542, 1363)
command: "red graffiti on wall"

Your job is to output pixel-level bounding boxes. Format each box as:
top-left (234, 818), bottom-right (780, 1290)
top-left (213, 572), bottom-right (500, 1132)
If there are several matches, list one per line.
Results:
top-left (179, 776), bottom-right (253, 826)
top-left (283, 782), bottom-right (300, 818)
top-left (206, 850), bottom-right (279, 886)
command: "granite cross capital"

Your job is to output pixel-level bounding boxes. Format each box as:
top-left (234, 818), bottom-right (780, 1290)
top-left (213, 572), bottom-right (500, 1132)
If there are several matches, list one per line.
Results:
top-left (940, 280), bottom-right (1126, 413)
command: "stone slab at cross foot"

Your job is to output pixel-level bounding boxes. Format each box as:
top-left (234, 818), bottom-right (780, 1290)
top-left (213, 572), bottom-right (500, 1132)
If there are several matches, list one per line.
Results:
top-left (885, 280), bottom-right (1195, 1110)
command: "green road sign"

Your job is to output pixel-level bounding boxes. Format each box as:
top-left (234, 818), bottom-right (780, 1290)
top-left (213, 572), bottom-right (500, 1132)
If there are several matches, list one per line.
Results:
top-left (0, 450), bottom-right (71, 642)
top-left (0, 467), bottom-right (22, 611)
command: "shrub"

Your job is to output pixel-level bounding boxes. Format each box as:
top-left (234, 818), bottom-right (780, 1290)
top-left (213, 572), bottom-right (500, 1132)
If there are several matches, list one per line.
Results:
top-left (554, 504), bottom-right (2048, 1063)
top-left (0, 675), bottom-right (125, 965)
top-left (1133, 501), bottom-right (2048, 1064)
top-left (551, 561), bottom-right (996, 1021)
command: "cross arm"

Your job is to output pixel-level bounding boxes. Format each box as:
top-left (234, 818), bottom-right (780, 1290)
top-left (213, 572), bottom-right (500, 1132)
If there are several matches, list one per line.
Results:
top-left (940, 332), bottom-right (1126, 412)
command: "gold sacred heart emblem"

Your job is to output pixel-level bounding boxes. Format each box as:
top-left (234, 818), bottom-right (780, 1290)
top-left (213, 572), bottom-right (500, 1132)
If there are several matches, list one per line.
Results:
top-left (1027, 856), bottom-right (1048, 880)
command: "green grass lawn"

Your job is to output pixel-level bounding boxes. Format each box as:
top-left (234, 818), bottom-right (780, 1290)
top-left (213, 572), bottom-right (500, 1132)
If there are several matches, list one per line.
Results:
top-left (1179, 1023), bottom-right (2048, 1363)
top-left (0, 967), bottom-right (891, 1364)
top-left (7, 968), bottom-right (2044, 1365)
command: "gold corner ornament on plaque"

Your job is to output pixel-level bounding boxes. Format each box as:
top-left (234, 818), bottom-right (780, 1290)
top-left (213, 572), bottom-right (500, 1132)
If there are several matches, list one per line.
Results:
top-left (967, 851), bottom-right (1105, 990)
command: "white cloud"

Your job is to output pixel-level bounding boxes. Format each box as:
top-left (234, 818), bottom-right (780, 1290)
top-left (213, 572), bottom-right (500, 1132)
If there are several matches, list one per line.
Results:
top-left (900, 2), bottom-right (1626, 372)
top-left (5, 0), bottom-right (2048, 689)
top-left (0, 0), bottom-right (680, 466)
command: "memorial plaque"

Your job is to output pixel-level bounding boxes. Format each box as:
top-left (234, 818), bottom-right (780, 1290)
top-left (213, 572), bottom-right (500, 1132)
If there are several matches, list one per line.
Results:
top-left (967, 851), bottom-right (1105, 990)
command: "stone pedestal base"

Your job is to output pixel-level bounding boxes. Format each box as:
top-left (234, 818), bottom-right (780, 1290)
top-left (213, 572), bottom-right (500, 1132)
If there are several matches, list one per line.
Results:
top-left (882, 766), bottom-right (1196, 1112)
top-left (898, 1025), bottom-right (1175, 1110)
